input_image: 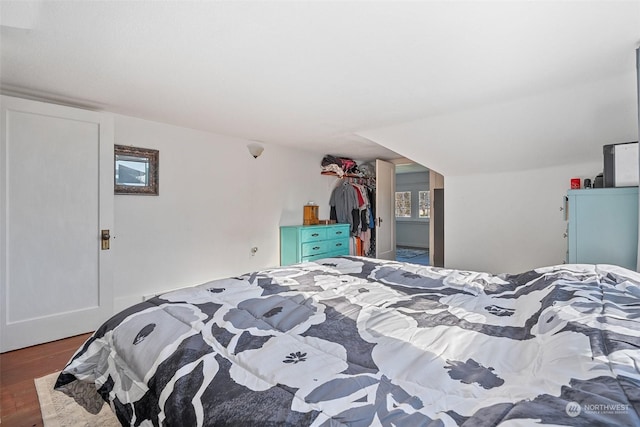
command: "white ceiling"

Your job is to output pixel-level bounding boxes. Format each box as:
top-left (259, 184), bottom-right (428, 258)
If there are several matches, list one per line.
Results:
top-left (1, 1), bottom-right (639, 173)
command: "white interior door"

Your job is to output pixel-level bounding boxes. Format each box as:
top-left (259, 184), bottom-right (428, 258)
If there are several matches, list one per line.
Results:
top-left (1, 96), bottom-right (114, 352)
top-left (375, 159), bottom-right (396, 260)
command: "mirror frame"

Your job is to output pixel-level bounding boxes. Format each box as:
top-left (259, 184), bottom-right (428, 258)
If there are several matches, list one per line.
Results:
top-left (114, 145), bottom-right (159, 195)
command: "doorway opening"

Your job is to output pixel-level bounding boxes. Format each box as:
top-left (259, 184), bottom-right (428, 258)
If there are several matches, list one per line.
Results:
top-left (393, 160), bottom-right (444, 267)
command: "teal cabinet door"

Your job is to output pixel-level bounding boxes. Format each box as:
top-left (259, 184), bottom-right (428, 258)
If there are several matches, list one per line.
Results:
top-left (567, 187), bottom-right (638, 270)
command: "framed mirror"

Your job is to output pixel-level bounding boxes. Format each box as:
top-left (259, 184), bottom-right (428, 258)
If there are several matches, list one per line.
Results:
top-left (114, 145), bottom-right (159, 195)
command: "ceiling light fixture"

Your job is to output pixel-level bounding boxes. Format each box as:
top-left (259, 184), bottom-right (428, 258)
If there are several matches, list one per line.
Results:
top-left (247, 143), bottom-right (264, 159)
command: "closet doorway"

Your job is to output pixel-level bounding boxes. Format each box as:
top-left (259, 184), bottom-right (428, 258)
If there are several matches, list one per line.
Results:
top-left (394, 161), bottom-right (444, 267)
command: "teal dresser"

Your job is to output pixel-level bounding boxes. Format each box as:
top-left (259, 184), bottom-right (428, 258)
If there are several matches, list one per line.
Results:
top-left (567, 187), bottom-right (638, 270)
top-left (280, 224), bottom-right (350, 266)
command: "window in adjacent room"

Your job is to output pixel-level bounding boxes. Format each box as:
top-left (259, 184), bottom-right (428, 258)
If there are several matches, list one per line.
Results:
top-left (395, 191), bottom-right (411, 217)
top-left (419, 190), bottom-right (431, 218)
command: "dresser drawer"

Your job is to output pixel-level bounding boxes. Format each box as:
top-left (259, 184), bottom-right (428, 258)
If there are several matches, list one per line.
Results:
top-left (325, 236), bottom-right (350, 258)
top-left (302, 253), bottom-right (329, 262)
top-left (326, 226), bottom-right (349, 239)
top-left (325, 248), bottom-right (350, 258)
top-left (325, 237), bottom-right (348, 253)
top-left (302, 241), bottom-right (327, 257)
top-left (300, 228), bottom-right (327, 243)
top-left (302, 238), bottom-right (348, 258)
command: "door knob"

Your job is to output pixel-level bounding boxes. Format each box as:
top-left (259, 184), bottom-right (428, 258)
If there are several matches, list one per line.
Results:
top-left (101, 229), bottom-right (111, 250)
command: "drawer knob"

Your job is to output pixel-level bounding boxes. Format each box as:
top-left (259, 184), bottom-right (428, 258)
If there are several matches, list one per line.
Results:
top-left (313, 246), bottom-right (320, 250)
top-left (336, 231), bottom-right (342, 235)
top-left (336, 243), bottom-right (342, 247)
top-left (311, 233), bottom-right (319, 237)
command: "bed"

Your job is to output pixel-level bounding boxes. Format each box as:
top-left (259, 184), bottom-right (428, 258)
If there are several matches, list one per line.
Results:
top-left (55, 256), bottom-right (640, 426)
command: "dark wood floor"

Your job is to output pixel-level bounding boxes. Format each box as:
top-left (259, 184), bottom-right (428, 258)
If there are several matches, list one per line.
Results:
top-left (0, 333), bottom-right (92, 427)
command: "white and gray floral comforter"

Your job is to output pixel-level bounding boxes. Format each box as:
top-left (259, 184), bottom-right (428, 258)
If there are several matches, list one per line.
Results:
top-left (55, 256), bottom-right (640, 426)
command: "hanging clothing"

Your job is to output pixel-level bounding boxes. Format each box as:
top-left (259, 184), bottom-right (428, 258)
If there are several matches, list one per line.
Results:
top-left (367, 187), bottom-right (376, 256)
top-left (350, 183), bottom-right (372, 235)
top-left (329, 175), bottom-right (376, 252)
top-left (329, 180), bottom-right (359, 233)
top-left (361, 229), bottom-right (371, 255)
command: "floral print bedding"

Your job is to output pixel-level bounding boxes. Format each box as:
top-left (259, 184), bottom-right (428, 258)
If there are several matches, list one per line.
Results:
top-left (55, 256), bottom-right (640, 426)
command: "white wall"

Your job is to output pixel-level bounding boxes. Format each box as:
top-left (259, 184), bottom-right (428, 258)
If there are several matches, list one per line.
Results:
top-left (113, 115), bottom-right (335, 310)
top-left (445, 162), bottom-right (601, 274)
top-left (359, 72), bottom-right (638, 273)
top-left (397, 222), bottom-right (429, 248)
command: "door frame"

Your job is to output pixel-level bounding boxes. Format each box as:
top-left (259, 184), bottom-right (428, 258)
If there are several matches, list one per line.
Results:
top-left (375, 159), bottom-right (396, 260)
